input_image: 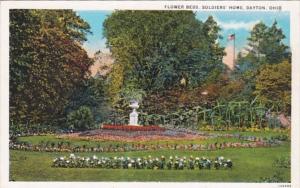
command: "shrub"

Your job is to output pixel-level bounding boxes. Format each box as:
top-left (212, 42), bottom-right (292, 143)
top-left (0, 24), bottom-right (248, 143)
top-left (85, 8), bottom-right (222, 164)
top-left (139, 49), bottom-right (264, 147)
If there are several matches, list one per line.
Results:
top-left (259, 171), bottom-right (285, 183)
top-left (273, 156), bottom-right (290, 169)
top-left (67, 106), bottom-right (94, 131)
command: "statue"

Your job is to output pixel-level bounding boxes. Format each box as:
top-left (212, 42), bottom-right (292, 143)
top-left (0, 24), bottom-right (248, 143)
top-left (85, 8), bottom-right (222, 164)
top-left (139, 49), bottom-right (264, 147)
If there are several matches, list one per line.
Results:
top-left (129, 100), bottom-right (139, 126)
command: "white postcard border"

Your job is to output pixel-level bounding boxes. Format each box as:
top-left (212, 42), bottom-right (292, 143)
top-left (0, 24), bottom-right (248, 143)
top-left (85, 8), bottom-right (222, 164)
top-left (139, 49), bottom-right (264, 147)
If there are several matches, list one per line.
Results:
top-left (1, 1), bottom-right (300, 188)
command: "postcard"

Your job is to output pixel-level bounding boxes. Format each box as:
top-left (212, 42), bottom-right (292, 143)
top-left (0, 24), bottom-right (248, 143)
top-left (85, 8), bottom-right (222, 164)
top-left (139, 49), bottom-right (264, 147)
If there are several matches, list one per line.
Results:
top-left (0, 1), bottom-right (300, 188)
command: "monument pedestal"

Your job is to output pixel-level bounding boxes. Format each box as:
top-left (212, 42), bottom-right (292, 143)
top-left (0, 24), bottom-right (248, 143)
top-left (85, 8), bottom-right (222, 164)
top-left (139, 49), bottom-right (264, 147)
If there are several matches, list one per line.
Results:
top-left (129, 109), bottom-right (139, 126)
top-left (129, 100), bottom-right (140, 126)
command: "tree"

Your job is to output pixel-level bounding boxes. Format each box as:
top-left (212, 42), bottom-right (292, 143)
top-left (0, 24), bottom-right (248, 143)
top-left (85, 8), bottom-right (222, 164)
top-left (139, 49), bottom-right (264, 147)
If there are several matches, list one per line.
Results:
top-left (254, 61), bottom-right (291, 114)
top-left (10, 10), bottom-right (93, 126)
top-left (65, 77), bottom-right (110, 123)
top-left (247, 21), bottom-right (289, 65)
top-left (103, 11), bottom-right (224, 106)
top-left (229, 21), bottom-right (290, 103)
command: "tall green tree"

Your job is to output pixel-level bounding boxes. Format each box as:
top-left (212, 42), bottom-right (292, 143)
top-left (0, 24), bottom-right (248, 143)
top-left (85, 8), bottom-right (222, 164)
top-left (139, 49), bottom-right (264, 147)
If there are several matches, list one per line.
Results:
top-left (103, 11), bottom-right (224, 105)
top-left (10, 10), bottom-right (93, 126)
top-left (247, 21), bottom-right (289, 65)
top-left (230, 21), bottom-right (290, 102)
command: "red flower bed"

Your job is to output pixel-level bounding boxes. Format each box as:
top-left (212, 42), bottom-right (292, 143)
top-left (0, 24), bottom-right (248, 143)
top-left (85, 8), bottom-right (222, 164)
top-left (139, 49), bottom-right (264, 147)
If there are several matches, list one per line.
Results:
top-left (102, 124), bottom-right (166, 131)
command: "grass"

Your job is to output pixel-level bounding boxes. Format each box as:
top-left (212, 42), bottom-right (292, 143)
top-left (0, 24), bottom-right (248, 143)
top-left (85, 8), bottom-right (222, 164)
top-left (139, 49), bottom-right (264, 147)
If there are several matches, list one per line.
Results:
top-left (202, 129), bottom-right (290, 138)
top-left (10, 130), bottom-right (291, 182)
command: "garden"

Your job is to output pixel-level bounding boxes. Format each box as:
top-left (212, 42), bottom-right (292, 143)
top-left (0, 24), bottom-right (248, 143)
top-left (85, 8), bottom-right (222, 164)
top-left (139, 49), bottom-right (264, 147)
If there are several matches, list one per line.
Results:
top-left (9, 10), bottom-right (291, 182)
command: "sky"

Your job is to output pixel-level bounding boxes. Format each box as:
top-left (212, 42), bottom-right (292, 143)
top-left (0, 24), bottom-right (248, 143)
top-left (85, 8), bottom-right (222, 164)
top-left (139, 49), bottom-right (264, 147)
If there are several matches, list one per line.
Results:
top-left (76, 10), bottom-right (290, 57)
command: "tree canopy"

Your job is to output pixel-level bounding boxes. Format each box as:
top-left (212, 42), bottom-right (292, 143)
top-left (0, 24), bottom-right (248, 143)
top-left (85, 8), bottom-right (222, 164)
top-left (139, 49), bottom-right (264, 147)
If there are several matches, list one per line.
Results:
top-left (246, 21), bottom-right (289, 65)
top-left (254, 60), bottom-right (291, 113)
top-left (230, 20), bottom-right (291, 108)
top-left (10, 10), bottom-right (93, 126)
top-left (103, 11), bottom-right (225, 107)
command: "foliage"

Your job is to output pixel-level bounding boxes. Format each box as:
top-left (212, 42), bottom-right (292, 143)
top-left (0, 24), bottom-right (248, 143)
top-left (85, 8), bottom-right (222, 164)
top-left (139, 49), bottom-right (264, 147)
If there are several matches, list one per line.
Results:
top-left (67, 106), bottom-right (95, 131)
top-left (9, 10), bottom-right (93, 126)
top-left (246, 21), bottom-right (289, 65)
top-left (254, 61), bottom-right (291, 113)
top-left (259, 171), bottom-right (285, 183)
top-left (218, 79), bottom-right (246, 101)
top-left (138, 99), bottom-right (269, 129)
top-left (9, 122), bottom-right (56, 139)
top-left (272, 156), bottom-right (291, 169)
top-left (66, 77), bottom-right (110, 123)
top-left (103, 11), bottom-right (225, 107)
top-left (226, 21), bottom-right (291, 114)
top-left (120, 82), bottom-right (146, 103)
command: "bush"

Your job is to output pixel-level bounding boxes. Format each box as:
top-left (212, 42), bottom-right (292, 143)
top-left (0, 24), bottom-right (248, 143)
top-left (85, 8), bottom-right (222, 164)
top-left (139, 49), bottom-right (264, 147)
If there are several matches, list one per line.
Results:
top-left (273, 156), bottom-right (290, 169)
top-left (259, 171), bottom-right (285, 183)
top-left (67, 106), bottom-right (95, 131)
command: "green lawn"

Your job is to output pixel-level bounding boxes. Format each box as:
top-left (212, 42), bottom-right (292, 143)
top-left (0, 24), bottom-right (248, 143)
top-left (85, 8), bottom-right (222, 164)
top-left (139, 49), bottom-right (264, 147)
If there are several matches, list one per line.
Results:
top-left (202, 129), bottom-right (290, 138)
top-left (10, 142), bottom-right (290, 182)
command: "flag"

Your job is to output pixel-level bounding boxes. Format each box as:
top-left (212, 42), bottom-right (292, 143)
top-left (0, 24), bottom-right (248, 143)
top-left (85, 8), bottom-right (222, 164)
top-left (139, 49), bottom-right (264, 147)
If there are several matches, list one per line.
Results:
top-left (227, 34), bottom-right (235, 41)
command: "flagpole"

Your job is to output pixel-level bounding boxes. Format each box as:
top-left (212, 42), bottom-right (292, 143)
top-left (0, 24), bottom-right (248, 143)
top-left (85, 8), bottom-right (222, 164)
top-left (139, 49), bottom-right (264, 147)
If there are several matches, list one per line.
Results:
top-left (233, 33), bottom-right (235, 65)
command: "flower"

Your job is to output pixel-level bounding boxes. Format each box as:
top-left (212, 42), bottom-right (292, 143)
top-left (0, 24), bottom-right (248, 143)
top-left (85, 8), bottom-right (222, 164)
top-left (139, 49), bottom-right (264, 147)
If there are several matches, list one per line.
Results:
top-left (52, 154), bottom-right (233, 170)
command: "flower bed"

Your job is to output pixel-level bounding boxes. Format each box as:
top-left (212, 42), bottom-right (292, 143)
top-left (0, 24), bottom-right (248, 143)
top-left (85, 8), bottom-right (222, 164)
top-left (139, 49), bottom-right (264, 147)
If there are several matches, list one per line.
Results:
top-left (52, 153), bottom-right (233, 170)
top-left (10, 138), bottom-right (276, 153)
top-left (101, 124), bottom-right (166, 131)
top-left (68, 127), bottom-right (208, 142)
top-left (10, 132), bottom-right (284, 153)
